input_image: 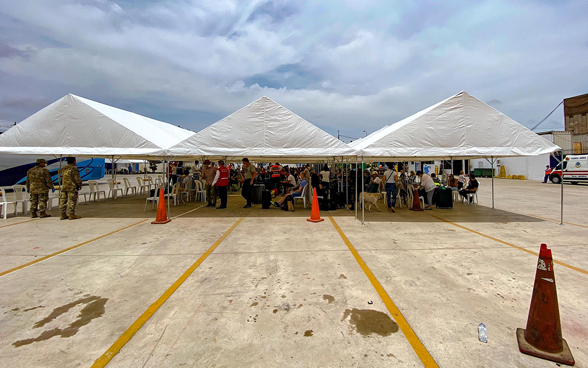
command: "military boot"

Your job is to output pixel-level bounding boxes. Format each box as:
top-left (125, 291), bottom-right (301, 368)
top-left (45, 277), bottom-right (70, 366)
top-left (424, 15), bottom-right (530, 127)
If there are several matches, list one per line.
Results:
top-left (60, 213), bottom-right (69, 220)
top-left (31, 211), bottom-right (38, 218)
top-left (69, 213), bottom-right (82, 220)
top-left (39, 211), bottom-right (51, 218)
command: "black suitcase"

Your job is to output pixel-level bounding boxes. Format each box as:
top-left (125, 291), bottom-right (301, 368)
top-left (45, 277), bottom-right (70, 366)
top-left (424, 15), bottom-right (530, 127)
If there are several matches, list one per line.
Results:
top-left (261, 190), bottom-right (271, 209)
top-left (335, 192), bottom-right (346, 207)
top-left (329, 200), bottom-right (338, 211)
top-left (251, 184), bottom-right (264, 204)
top-left (436, 188), bottom-right (453, 209)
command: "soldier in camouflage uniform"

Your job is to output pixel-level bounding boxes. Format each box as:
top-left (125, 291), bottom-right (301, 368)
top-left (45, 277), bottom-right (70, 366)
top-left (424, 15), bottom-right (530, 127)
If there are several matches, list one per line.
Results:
top-left (59, 157), bottom-right (83, 220)
top-left (26, 158), bottom-right (55, 218)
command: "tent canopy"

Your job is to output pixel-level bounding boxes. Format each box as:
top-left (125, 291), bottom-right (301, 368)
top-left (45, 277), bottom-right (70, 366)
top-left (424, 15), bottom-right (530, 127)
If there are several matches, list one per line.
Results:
top-left (167, 96), bottom-right (357, 162)
top-left (0, 94), bottom-right (195, 158)
top-left (354, 91), bottom-right (561, 161)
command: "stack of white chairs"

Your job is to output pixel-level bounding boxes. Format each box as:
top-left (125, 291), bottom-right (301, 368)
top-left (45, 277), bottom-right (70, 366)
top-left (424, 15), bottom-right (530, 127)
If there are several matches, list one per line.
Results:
top-left (12, 185), bottom-right (29, 214)
top-left (0, 188), bottom-right (19, 219)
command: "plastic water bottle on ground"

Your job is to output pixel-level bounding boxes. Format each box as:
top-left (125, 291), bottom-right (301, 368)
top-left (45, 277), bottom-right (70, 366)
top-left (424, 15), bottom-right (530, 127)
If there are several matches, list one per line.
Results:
top-left (478, 323), bottom-right (488, 343)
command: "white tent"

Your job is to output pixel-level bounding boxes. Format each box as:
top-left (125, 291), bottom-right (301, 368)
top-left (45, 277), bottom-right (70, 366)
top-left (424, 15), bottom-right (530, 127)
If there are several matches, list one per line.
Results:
top-left (0, 94), bottom-right (195, 158)
top-left (166, 96), bottom-right (357, 162)
top-left (355, 91), bottom-right (560, 160)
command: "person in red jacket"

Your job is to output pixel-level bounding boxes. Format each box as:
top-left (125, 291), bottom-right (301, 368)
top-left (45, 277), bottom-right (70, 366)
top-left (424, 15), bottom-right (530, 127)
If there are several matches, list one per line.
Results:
top-left (213, 160), bottom-right (230, 209)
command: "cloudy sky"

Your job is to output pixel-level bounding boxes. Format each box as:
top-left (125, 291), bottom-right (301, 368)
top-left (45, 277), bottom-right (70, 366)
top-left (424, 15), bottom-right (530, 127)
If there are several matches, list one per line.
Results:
top-left (1, 0), bottom-right (587, 141)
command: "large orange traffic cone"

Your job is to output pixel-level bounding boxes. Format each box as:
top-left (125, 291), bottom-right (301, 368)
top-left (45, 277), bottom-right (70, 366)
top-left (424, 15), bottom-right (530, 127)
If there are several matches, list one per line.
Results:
top-left (516, 244), bottom-right (575, 366)
top-left (307, 188), bottom-right (324, 223)
top-left (410, 188), bottom-right (424, 211)
top-left (152, 188), bottom-right (171, 224)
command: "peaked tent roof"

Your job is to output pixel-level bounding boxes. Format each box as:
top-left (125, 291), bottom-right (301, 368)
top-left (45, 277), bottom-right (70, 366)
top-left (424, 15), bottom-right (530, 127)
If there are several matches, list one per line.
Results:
top-left (0, 94), bottom-right (195, 158)
top-left (356, 91), bottom-right (560, 160)
top-left (167, 96), bottom-right (357, 162)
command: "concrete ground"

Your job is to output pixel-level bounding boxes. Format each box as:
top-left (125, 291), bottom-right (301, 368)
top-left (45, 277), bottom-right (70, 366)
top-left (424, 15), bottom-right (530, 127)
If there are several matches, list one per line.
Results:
top-left (0, 177), bottom-right (586, 367)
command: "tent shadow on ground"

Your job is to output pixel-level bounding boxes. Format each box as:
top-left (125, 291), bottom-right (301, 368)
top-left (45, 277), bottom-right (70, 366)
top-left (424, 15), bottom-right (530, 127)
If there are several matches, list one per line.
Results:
top-left (37, 192), bottom-right (544, 223)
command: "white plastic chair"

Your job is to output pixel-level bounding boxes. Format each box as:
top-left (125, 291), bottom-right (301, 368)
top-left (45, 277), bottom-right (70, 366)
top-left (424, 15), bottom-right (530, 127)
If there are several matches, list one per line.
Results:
top-left (463, 191), bottom-right (478, 205)
top-left (88, 180), bottom-right (106, 202)
top-left (12, 185), bottom-right (29, 214)
top-left (123, 178), bottom-right (137, 196)
top-left (145, 193), bottom-right (159, 211)
top-left (47, 190), bottom-right (59, 210)
top-left (136, 177), bottom-right (150, 195)
top-left (146, 176), bottom-right (155, 191)
top-left (107, 179), bottom-right (123, 199)
top-left (292, 184), bottom-right (309, 208)
top-left (0, 188), bottom-right (18, 219)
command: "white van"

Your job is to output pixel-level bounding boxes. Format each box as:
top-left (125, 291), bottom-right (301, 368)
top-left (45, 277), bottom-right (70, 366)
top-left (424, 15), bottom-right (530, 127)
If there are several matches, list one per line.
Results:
top-left (550, 155), bottom-right (588, 184)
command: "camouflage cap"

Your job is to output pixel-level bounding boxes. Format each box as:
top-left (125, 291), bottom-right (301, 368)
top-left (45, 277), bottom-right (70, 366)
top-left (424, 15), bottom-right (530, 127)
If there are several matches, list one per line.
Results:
top-left (36, 158), bottom-right (47, 164)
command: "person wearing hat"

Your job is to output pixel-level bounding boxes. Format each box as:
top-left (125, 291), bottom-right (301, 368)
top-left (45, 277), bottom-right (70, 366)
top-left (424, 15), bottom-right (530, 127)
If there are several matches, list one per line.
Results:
top-left (201, 159), bottom-right (217, 207)
top-left (369, 171), bottom-right (382, 193)
top-left (26, 158), bottom-right (55, 218)
top-left (543, 165), bottom-right (552, 183)
top-left (60, 157), bottom-right (83, 220)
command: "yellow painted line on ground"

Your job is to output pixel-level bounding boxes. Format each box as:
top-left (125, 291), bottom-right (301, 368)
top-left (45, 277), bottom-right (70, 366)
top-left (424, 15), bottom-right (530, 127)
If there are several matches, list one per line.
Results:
top-left (91, 217), bottom-right (243, 368)
top-left (329, 217), bottom-right (439, 368)
top-left (0, 219), bottom-right (149, 278)
top-left (431, 215), bottom-right (588, 276)
top-left (170, 205), bottom-right (203, 219)
top-left (527, 214), bottom-right (588, 229)
top-left (0, 219), bottom-right (38, 229)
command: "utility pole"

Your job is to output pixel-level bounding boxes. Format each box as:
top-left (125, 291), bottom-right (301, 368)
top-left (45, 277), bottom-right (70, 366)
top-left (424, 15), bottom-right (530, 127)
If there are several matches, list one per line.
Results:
top-left (337, 130), bottom-right (340, 140)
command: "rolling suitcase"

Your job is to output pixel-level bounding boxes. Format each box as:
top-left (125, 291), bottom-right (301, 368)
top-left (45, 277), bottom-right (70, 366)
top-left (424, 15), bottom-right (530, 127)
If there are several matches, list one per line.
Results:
top-left (251, 184), bottom-right (264, 204)
top-left (261, 189), bottom-right (271, 209)
top-left (435, 188), bottom-right (453, 209)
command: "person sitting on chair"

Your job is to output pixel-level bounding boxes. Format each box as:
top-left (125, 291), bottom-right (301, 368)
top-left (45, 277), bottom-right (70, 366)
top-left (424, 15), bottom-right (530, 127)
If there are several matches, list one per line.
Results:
top-left (459, 174), bottom-right (479, 203)
top-left (447, 174), bottom-right (459, 191)
top-left (272, 172), bottom-right (307, 208)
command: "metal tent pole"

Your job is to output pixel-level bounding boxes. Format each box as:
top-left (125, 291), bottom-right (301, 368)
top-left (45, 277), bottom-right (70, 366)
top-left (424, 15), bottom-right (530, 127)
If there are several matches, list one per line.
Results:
top-left (355, 157), bottom-right (358, 220)
top-left (560, 153), bottom-right (564, 226)
top-left (361, 156), bottom-right (365, 225)
top-left (491, 156), bottom-right (495, 209)
top-left (345, 158), bottom-right (348, 207)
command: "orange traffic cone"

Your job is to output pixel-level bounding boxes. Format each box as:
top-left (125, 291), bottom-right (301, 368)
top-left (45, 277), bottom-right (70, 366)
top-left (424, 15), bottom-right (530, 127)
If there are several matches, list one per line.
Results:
top-left (152, 188), bottom-right (171, 224)
top-left (516, 244), bottom-right (575, 366)
top-left (410, 188), bottom-right (424, 211)
top-left (307, 188), bottom-right (324, 223)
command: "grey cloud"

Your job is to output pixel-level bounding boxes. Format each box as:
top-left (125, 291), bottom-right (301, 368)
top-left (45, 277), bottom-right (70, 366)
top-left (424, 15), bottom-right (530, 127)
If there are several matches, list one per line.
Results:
top-left (0, 43), bottom-right (28, 58)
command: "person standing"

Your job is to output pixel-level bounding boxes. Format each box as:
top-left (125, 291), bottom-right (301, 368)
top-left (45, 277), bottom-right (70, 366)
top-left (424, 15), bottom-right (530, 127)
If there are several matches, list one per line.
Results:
top-left (543, 165), bottom-right (551, 183)
top-left (384, 163), bottom-right (397, 213)
top-left (270, 162), bottom-right (281, 193)
top-left (241, 158), bottom-right (257, 208)
top-left (26, 158), bottom-right (55, 218)
top-left (201, 159), bottom-right (217, 207)
top-left (417, 170), bottom-right (436, 210)
top-left (213, 160), bottom-right (230, 209)
top-left (60, 157), bottom-right (82, 220)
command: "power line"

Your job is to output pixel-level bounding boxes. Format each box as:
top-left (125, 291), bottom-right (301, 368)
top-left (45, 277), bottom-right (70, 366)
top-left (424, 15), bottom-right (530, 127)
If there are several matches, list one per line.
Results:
top-left (531, 100), bottom-right (563, 132)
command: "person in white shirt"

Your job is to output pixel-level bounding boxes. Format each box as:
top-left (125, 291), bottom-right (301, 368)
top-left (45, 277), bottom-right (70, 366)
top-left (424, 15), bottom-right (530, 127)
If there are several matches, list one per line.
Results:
top-left (369, 172), bottom-right (382, 193)
top-left (319, 165), bottom-right (331, 199)
top-left (280, 169), bottom-right (297, 193)
top-left (417, 170), bottom-right (436, 210)
top-left (458, 170), bottom-right (466, 189)
top-left (383, 163), bottom-right (398, 212)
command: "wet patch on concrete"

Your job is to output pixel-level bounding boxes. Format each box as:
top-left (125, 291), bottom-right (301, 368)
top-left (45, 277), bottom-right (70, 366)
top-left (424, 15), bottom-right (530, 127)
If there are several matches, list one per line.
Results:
top-left (23, 306), bottom-right (45, 312)
top-left (13, 295), bottom-right (108, 347)
top-left (304, 330), bottom-right (313, 337)
top-left (323, 295), bottom-right (335, 304)
top-left (250, 302), bottom-right (258, 307)
top-left (341, 308), bottom-right (399, 337)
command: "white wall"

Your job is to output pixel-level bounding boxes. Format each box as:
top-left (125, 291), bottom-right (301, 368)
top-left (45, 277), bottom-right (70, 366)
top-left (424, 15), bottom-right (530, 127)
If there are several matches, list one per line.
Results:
top-left (470, 154), bottom-right (551, 181)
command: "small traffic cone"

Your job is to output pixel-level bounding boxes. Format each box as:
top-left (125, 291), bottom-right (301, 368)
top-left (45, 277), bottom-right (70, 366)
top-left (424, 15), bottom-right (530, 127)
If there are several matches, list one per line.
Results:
top-left (307, 188), bottom-right (324, 223)
top-left (516, 244), bottom-right (575, 366)
top-left (410, 188), bottom-right (424, 211)
top-left (152, 188), bottom-right (171, 224)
